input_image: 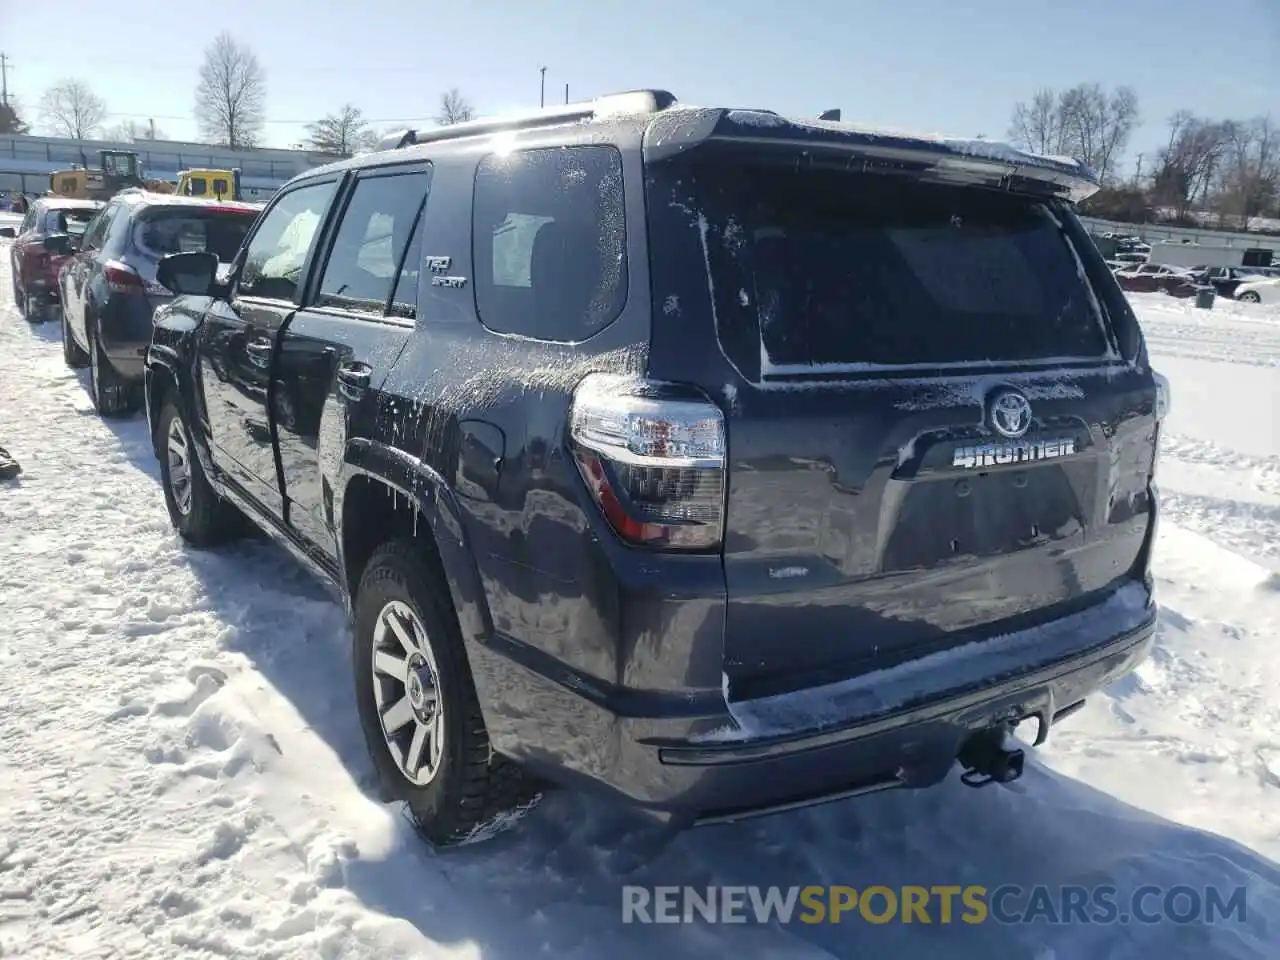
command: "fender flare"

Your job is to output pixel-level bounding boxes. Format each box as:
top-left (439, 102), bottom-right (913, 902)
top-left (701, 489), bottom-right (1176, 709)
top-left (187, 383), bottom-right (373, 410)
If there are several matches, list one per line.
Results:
top-left (338, 437), bottom-right (495, 653)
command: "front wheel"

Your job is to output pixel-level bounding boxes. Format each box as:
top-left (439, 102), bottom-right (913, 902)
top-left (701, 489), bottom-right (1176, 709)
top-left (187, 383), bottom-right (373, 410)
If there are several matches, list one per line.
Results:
top-left (1237, 291), bottom-right (1261, 304)
top-left (353, 540), bottom-right (542, 847)
top-left (157, 396), bottom-right (240, 546)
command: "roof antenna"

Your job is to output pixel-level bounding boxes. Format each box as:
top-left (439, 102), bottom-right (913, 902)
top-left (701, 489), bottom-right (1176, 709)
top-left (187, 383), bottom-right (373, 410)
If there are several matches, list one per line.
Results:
top-left (818, 109), bottom-right (841, 121)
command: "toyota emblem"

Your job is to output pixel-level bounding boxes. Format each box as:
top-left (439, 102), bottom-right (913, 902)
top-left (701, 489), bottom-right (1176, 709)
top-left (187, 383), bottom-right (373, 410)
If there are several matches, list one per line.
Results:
top-left (988, 389), bottom-right (1033, 439)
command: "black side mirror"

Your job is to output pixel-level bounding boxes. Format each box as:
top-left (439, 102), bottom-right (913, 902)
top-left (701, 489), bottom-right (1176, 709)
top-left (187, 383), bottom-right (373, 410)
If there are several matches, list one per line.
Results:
top-left (42, 233), bottom-right (73, 255)
top-left (157, 251), bottom-right (219, 297)
top-left (0, 227), bottom-right (16, 239)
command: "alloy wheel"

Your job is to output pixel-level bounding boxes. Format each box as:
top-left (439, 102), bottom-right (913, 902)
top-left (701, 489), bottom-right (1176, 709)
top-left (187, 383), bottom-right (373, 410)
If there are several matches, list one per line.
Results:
top-left (370, 600), bottom-right (445, 787)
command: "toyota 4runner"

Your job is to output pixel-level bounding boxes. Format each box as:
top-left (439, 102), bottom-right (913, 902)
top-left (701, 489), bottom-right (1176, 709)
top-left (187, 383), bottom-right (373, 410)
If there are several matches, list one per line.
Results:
top-left (144, 90), bottom-right (1168, 846)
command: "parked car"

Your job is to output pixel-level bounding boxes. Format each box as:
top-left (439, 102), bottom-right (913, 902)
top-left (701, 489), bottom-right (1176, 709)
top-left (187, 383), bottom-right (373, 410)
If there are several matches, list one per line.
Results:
top-left (1189, 266), bottom-right (1278, 299)
top-left (1114, 262), bottom-right (1197, 295)
top-left (1233, 277), bottom-right (1280, 305)
top-left (143, 91), bottom-right (1166, 847)
top-left (1, 197), bottom-right (103, 321)
top-left (55, 190), bottom-right (261, 415)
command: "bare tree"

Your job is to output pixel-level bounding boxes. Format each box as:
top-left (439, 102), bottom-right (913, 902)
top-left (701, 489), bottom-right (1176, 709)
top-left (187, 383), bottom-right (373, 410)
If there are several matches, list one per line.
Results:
top-left (1009, 83), bottom-right (1139, 183)
top-left (1009, 88), bottom-right (1071, 156)
top-left (103, 118), bottom-right (167, 142)
top-left (1215, 116), bottom-right (1279, 226)
top-left (0, 99), bottom-right (30, 135)
top-left (305, 104), bottom-right (375, 156)
top-left (194, 33), bottom-right (266, 148)
top-left (38, 79), bottom-right (107, 139)
top-left (1149, 112), bottom-right (1230, 220)
top-left (436, 88), bottom-right (475, 126)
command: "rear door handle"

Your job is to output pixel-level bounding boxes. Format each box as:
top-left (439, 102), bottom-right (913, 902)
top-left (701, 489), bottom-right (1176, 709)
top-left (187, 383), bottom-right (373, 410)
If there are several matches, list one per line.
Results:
top-left (245, 338), bottom-right (272, 368)
top-left (337, 362), bottom-right (372, 399)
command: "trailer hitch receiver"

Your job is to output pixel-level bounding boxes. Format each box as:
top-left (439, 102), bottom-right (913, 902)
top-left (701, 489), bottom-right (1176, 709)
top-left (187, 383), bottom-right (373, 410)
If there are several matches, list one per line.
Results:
top-left (958, 726), bottom-right (1025, 788)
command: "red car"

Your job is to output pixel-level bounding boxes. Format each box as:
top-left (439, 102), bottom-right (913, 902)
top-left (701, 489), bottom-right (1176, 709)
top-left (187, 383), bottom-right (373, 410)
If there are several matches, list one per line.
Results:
top-left (1, 197), bottom-right (103, 321)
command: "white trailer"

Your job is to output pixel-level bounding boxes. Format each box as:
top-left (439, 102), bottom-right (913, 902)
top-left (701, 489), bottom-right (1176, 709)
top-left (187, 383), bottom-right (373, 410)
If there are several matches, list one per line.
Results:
top-left (1147, 240), bottom-right (1275, 270)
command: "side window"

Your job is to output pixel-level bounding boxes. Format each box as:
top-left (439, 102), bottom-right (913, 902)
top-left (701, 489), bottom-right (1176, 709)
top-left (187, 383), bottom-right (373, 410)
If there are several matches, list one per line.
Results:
top-left (472, 145), bottom-right (627, 342)
top-left (189, 178), bottom-right (208, 196)
top-left (238, 181), bottom-right (338, 302)
top-left (19, 207), bottom-right (37, 235)
top-left (212, 178), bottom-right (229, 199)
top-left (81, 202), bottom-right (119, 249)
top-left (315, 169), bottom-right (431, 317)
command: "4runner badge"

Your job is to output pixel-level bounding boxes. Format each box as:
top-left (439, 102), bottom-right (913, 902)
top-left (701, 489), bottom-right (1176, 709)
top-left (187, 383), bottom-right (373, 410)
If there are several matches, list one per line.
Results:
top-left (952, 437), bottom-right (1077, 470)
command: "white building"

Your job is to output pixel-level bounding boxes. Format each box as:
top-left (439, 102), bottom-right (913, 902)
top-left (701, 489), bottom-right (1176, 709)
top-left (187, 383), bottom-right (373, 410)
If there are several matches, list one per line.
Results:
top-left (0, 134), bottom-right (341, 201)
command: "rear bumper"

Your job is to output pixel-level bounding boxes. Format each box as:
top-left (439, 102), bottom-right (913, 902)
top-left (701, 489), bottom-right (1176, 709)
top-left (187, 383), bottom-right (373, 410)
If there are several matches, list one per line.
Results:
top-left (483, 579), bottom-right (1157, 825)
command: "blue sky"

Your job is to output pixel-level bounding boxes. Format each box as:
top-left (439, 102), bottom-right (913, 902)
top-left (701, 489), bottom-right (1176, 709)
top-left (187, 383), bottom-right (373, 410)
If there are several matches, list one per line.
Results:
top-left (3, 0), bottom-right (1277, 165)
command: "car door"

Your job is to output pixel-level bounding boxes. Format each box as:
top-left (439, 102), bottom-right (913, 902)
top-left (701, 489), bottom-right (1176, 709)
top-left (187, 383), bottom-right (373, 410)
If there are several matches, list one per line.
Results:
top-left (197, 177), bottom-right (341, 519)
top-left (273, 163), bottom-right (431, 565)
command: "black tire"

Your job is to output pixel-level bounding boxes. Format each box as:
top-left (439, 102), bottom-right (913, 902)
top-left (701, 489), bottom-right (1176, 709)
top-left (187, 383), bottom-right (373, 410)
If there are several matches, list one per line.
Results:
top-left (23, 292), bottom-right (42, 323)
top-left (86, 317), bottom-right (141, 416)
top-left (156, 395), bottom-right (240, 546)
top-left (353, 540), bottom-right (542, 847)
top-left (61, 309), bottom-right (89, 368)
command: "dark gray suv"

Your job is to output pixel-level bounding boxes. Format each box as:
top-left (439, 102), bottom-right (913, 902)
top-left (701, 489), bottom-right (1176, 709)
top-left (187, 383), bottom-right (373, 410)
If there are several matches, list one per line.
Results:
top-left (144, 90), bottom-right (1168, 847)
top-left (56, 190), bottom-right (261, 415)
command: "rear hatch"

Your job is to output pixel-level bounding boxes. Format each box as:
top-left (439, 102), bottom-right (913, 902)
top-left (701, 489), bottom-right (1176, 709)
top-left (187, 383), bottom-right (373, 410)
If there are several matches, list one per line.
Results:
top-left (642, 115), bottom-right (1158, 699)
top-left (128, 204), bottom-right (257, 307)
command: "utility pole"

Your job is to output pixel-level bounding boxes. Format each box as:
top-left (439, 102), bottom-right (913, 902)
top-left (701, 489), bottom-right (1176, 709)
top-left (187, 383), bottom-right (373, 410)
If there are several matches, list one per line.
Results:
top-left (564, 83), bottom-right (569, 105)
top-left (540, 66), bottom-right (547, 107)
top-left (149, 118), bottom-right (156, 140)
top-left (1133, 152), bottom-right (1144, 188)
top-left (0, 53), bottom-right (10, 107)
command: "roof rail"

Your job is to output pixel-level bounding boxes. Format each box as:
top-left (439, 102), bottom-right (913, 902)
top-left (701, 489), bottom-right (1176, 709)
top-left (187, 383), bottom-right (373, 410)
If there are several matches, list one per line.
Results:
top-left (377, 88), bottom-right (678, 152)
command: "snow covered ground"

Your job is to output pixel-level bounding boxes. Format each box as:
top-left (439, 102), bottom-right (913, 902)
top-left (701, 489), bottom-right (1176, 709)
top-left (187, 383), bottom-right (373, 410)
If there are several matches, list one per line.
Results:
top-left (0, 249), bottom-right (1277, 958)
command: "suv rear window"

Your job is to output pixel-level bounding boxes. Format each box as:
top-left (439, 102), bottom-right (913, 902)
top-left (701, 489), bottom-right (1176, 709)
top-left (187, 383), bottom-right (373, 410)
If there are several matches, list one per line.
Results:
top-left (688, 162), bottom-right (1112, 373)
top-left (134, 208), bottom-right (255, 262)
top-left (43, 208), bottom-right (97, 237)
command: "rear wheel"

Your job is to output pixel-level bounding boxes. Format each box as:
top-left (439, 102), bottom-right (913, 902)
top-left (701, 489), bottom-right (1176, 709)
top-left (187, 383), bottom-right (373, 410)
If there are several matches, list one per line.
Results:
top-left (61, 309), bottom-right (88, 368)
top-left (87, 318), bottom-right (141, 416)
top-left (353, 540), bottom-right (542, 847)
top-left (157, 396), bottom-right (240, 546)
top-left (1237, 291), bottom-right (1261, 304)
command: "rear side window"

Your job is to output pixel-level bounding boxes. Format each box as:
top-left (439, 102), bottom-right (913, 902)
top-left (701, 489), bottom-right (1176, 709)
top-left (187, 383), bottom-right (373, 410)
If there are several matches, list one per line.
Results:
top-left (134, 208), bottom-right (255, 262)
top-left (473, 145), bottom-right (627, 342)
top-left (689, 162), bottom-right (1111, 372)
top-left (50, 208), bottom-right (98, 238)
top-left (316, 168), bottom-right (431, 317)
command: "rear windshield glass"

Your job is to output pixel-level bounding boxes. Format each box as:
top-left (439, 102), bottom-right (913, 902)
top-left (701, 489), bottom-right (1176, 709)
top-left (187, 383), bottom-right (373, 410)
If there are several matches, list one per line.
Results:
top-left (44, 208), bottom-right (97, 237)
top-left (689, 162), bottom-right (1111, 372)
top-left (134, 208), bottom-right (255, 262)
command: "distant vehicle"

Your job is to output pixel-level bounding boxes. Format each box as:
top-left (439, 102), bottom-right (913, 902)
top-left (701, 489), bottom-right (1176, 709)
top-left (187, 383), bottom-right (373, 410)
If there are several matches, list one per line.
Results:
top-left (53, 191), bottom-right (260, 415)
top-left (49, 150), bottom-right (149, 201)
top-left (144, 90), bottom-right (1164, 848)
top-left (1233, 277), bottom-right (1280, 305)
top-left (0, 197), bottom-right (103, 320)
top-left (1114, 262), bottom-right (1198, 295)
top-left (172, 168), bottom-right (243, 202)
top-left (1189, 265), bottom-right (1279, 299)
top-left (1147, 240), bottom-right (1275, 271)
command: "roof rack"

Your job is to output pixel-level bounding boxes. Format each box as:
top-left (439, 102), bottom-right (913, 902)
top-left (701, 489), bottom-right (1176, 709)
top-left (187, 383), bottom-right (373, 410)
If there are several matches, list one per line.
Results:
top-left (377, 88), bottom-right (678, 152)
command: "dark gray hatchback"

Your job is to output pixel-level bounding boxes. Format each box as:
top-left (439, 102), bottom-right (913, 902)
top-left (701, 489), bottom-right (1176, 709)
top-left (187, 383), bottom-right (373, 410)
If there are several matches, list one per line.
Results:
top-left (145, 90), bottom-right (1168, 846)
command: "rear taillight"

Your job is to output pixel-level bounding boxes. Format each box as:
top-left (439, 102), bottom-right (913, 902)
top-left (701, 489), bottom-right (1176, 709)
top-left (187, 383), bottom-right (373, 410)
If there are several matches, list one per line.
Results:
top-left (104, 261), bottom-right (145, 294)
top-left (569, 373), bottom-right (726, 552)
